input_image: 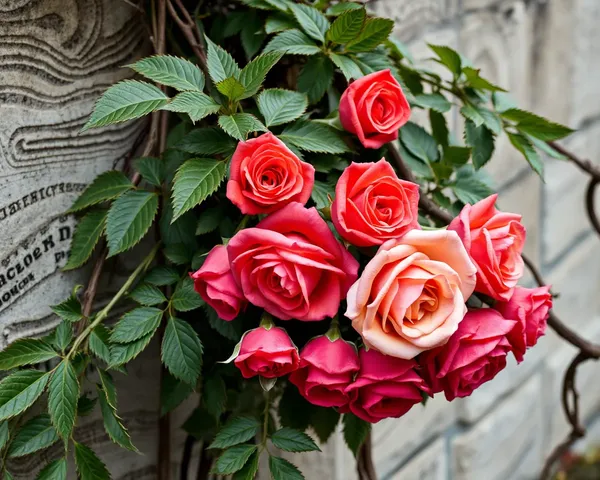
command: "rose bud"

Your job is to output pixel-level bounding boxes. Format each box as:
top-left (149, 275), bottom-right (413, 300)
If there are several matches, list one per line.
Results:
top-left (226, 132), bottom-right (315, 215)
top-left (289, 333), bottom-right (359, 408)
top-left (339, 69), bottom-right (411, 149)
top-left (448, 194), bottom-right (526, 301)
top-left (190, 245), bottom-right (247, 321)
top-left (234, 325), bottom-right (300, 379)
top-left (419, 309), bottom-right (516, 401)
top-left (495, 286), bottom-right (552, 362)
top-left (343, 348), bottom-right (430, 423)
top-left (332, 159), bottom-right (420, 247)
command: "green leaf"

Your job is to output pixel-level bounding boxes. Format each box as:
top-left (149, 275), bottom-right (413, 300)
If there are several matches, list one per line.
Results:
top-left (206, 306), bottom-right (243, 341)
top-left (130, 283), bottom-right (167, 306)
top-left (0, 371), bottom-right (49, 421)
top-left (452, 167), bottom-right (494, 204)
top-left (271, 427), bottom-right (320, 452)
top-left (205, 36), bottom-right (241, 83)
top-left (203, 374), bottom-right (227, 419)
top-left (48, 360), bottom-right (79, 439)
top-left (161, 372), bottom-right (193, 416)
top-left (492, 92), bottom-right (518, 112)
top-left (414, 93), bottom-right (452, 113)
top-left (508, 132), bottom-right (543, 176)
top-left (161, 317), bottom-right (203, 385)
top-left (216, 77), bottom-right (246, 102)
top-left (239, 51), bottom-right (284, 99)
top-left (343, 413), bottom-right (370, 457)
top-left (218, 114), bottom-right (267, 141)
top-left (111, 307), bottom-right (163, 344)
top-left (36, 458), bottom-right (67, 480)
top-left (329, 53), bottom-right (363, 81)
top-left (196, 206), bottom-right (224, 235)
top-left (213, 444), bottom-right (257, 475)
top-left (289, 3), bottom-right (329, 42)
top-left (0, 339), bottom-right (57, 371)
top-left (258, 89), bottom-right (308, 127)
top-left (69, 171), bottom-right (132, 213)
top-left (265, 13), bottom-right (297, 34)
top-left (279, 121), bottom-right (349, 154)
top-left (88, 325), bottom-right (111, 364)
top-left (8, 414), bottom-right (59, 458)
top-left (109, 331), bottom-right (155, 367)
top-left (428, 44), bottom-right (461, 76)
top-left (162, 91), bottom-right (221, 122)
top-left (464, 120), bottom-right (494, 169)
top-left (311, 180), bottom-right (334, 209)
top-left (298, 54), bottom-right (334, 104)
top-left (443, 146), bottom-right (471, 166)
top-left (210, 416), bottom-right (260, 449)
top-left (106, 190), bottom-right (158, 257)
top-left (171, 158), bottom-right (226, 221)
top-left (74, 442), bottom-right (110, 480)
top-left (327, 2), bottom-right (363, 15)
top-left (50, 290), bottom-right (82, 323)
top-left (0, 421), bottom-right (8, 451)
top-left (145, 266), bottom-right (180, 286)
top-left (78, 395), bottom-right (97, 417)
top-left (63, 210), bottom-right (107, 271)
top-left (400, 122), bottom-right (439, 163)
top-left (310, 407), bottom-right (340, 444)
top-left (263, 29), bottom-right (321, 55)
top-left (134, 157), bottom-right (164, 187)
top-left (84, 80), bottom-right (168, 130)
top-left (528, 135), bottom-right (566, 159)
top-left (477, 107), bottom-right (503, 135)
top-left (269, 456), bottom-right (305, 480)
top-left (429, 110), bottom-right (449, 147)
top-left (129, 55), bottom-right (205, 92)
top-left (278, 385), bottom-right (316, 431)
top-left (98, 369), bottom-right (117, 409)
top-left (387, 37), bottom-right (415, 63)
top-left (460, 104), bottom-right (485, 127)
top-left (502, 109), bottom-right (574, 141)
top-left (177, 127), bottom-right (236, 156)
top-left (346, 17), bottom-right (393, 52)
top-left (232, 451), bottom-right (260, 480)
top-left (241, 13), bottom-right (267, 60)
top-left (97, 386), bottom-right (137, 451)
top-left (463, 66), bottom-right (506, 92)
top-left (326, 8), bottom-right (365, 44)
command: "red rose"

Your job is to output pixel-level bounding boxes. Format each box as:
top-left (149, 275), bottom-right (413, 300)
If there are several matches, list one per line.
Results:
top-left (339, 69), bottom-right (411, 149)
top-left (342, 348), bottom-right (430, 423)
top-left (331, 159), bottom-right (420, 247)
top-left (227, 202), bottom-right (359, 321)
top-left (234, 326), bottom-right (300, 379)
top-left (495, 286), bottom-right (552, 362)
top-left (448, 194), bottom-right (526, 301)
top-left (419, 309), bottom-right (516, 401)
top-left (226, 132), bottom-right (315, 214)
top-left (190, 245), bottom-right (247, 321)
top-left (289, 335), bottom-right (359, 408)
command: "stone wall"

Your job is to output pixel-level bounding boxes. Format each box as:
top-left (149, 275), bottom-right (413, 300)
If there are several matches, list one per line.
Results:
top-left (297, 1), bottom-right (600, 478)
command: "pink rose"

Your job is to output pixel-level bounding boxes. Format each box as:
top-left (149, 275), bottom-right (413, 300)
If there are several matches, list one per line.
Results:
top-left (289, 335), bottom-right (359, 408)
top-left (190, 245), bottom-right (247, 321)
top-left (226, 132), bottom-right (315, 214)
top-left (331, 159), bottom-right (420, 247)
top-left (346, 230), bottom-right (477, 359)
top-left (495, 286), bottom-right (552, 362)
top-left (234, 326), bottom-right (300, 379)
top-left (227, 202), bottom-right (359, 321)
top-left (343, 348), bottom-right (430, 423)
top-left (339, 69), bottom-right (411, 149)
top-left (419, 309), bottom-right (516, 401)
top-left (448, 194), bottom-right (526, 301)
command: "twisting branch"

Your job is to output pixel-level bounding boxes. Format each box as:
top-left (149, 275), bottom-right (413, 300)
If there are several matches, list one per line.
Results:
top-left (166, 0), bottom-right (208, 71)
top-left (547, 141), bottom-right (600, 180)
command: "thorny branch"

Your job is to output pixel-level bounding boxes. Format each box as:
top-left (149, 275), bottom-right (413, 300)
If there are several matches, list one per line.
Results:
top-left (389, 141), bottom-right (600, 480)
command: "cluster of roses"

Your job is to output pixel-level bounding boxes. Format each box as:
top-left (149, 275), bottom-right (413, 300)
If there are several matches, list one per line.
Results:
top-left (191, 69), bottom-right (552, 424)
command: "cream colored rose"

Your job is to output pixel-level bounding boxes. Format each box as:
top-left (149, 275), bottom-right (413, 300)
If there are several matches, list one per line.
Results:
top-left (345, 230), bottom-right (477, 359)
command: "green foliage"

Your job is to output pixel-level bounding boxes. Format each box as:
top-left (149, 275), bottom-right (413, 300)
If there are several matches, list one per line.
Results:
top-left (128, 55), bottom-right (205, 92)
top-left (145, 265), bottom-right (180, 286)
top-left (342, 413), bottom-right (371, 457)
top-left (508, 132), bottom-right (543, 176)
top-left (216, 77), bottom-right (246, 101)
top-left (269, 456), bottom-right (305, 480)
top-left (213, 444), bottom-right (257, 475)
top-left (428, 44), bottom-right (461, 76)
top-left (414, 93), bottom-right (452, 113)
top-left (218, 114), bottom-right (268, 141)
top-left (129, 283), bottom-right (167, 306)
top-left (298, 54), bottom-right (334, 104)
top-left (464, 121), bottom-right (494, 170)
top-left (8, 414), bottom-right (59, 458)
top-left (264, 29), bottom-right (321, 55)
top-left (279, 121), bottom-right (349, 154)
top-left (400, 122), bottom-right (439, 163)
top-left (162, 91), bottom-right (221, 122)
top-left (239, 51), bottom-right (284, 99)
top-left (232, 451), bottom-right (260, 480)
top-left (89, 325), bottom-right (111, 364)
top-left (271, 427), bottom-right (320, 452)
top-left (289, 3), bottom-right (329, 42)
top-left (68, 171), bottom-right (132, 213)
top-left (36, 458), bottom-right (67, 480)
top-left (84, 80), bottom-right (168, 130)
top-left (311, 407), bottom-right (340, 443)
top-left (177, 127), bottom-right (236, 156)
top-left (502, 108), bottom-right (573, 140)
top-left (111, 307), bottom-right (163, 344)
top-left (48, 360), bottom-right (79, 439)
top-left (161, 372), bottom-right (194, 416)
top-left (98, 386), bottom-right (137, 451)
top-left (210, 416), bottom-right (260, 449)
top-left (161, 317), bottom-right (203, 385)
top-left (0, 339), bottom-right (57, 370)
top-left (0, 370), bottom-right (49, 421)
top-left (106, 190), bottom-right (158, 257)
top-left (109, 331), bottom-right (155, 367)
top-left (134, 157), bottom-right (164, 187)
top-left (311, 180), bottom-right (335, 209)
top-left (327, 8), bottom-right (365, 43)
top-left (346, 17), bottom-right (393, 52)
top-left (329, 53), bottom-right (363, 81)
top-left (203, 373), bottom-right (227, 419)
top-left (258, 89), bottom-right (308, 127)
top-left (64, 210), bottom-right (107, 270)
top-left (0, 421), bottom-right (8, 451)
top-left (74, 442), bottom-right (110, 480)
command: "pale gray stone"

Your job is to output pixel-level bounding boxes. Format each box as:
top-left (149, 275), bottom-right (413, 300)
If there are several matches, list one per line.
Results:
top-left (389, 438), bottom-right (448, 480)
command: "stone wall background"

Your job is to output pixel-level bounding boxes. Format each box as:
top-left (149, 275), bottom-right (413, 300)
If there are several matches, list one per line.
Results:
top-left (295, 1), bottom-right (600, 478)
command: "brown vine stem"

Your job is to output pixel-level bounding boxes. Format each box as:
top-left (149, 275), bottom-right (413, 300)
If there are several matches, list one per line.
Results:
top-left (357, 432), bottom-right (377, 480)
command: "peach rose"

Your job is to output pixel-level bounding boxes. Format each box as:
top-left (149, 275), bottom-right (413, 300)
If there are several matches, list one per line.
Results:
top-left (226, 132), bottom-right (315, 214)
top-left (345, 230), bottom-right (477, 359)
top-left (448, 194), bottom-right (526, 301)
top-left (331, 159), bottom-right (420, 247)
top-left (339, 69), bottom-right (410, 149)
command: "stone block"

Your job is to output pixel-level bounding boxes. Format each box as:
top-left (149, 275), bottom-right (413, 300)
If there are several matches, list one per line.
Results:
top-left (388, 438), bottom-right (448, 480)
top-left (452, 373), bottom-right (544, 480)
